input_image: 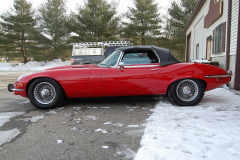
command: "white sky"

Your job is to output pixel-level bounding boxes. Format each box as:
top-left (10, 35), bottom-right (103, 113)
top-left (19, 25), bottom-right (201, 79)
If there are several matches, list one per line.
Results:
top-left (0, 0), bottom-right (173, 16)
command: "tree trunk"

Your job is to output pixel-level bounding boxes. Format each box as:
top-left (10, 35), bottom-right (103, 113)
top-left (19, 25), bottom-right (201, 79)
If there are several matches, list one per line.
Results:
top-left (141, 32), bottom-right (146, 45)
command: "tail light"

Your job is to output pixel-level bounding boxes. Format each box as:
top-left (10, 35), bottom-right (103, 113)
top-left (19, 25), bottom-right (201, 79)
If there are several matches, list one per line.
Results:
top-left (70, 58), bottom-right (74, 65)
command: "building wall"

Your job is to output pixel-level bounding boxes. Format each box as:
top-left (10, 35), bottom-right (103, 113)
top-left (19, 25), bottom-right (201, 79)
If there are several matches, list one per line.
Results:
top-left (229, 54), bottom-right (236, 88)
top-left (186, 0), bottom-right (229, 62)
top-left (212, 56), bottom-right (226, 69)
top-left (185, 0), bottom-right (239, 89)
top-left (230, 0), bottom-right (239, 55)
top-left (193, 16), bottom-right (204, 60)
top-left (211, 54), bottom-right (235, 88)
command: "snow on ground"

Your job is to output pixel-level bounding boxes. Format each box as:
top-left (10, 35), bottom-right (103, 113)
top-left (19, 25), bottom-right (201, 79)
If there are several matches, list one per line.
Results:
top-left (0, 59), bottom-right (70, 71)
top-left (17, 115), bottom-right (45, 123)
top-left (0, 129), bottom-right (21, 147)
top-left (134, 87), bottom-right (240, 160)
top-left (0, 112), bottom-right (25, 147)
top-left (0, 112), bottom-right (25, 128)
top-left (29, 115), bottom-right (45, 123)
top-left (94, 128), bottom-right (109, 134)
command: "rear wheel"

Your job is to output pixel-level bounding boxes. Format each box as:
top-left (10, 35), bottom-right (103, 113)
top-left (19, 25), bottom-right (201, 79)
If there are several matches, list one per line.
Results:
top-left (168, 79), bottom-right (204, 106)
top-left (28, 78), bottom-right (64, 109)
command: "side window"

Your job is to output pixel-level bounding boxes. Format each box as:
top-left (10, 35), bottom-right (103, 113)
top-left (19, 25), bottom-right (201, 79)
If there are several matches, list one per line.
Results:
top-left (213, 22), bottom-right (226, 54)
top-left (121, 50), bottom-right (158, 65)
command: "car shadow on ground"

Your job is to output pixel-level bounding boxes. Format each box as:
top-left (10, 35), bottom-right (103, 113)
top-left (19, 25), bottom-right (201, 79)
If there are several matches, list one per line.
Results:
top-left (62, 95), bottom-right (168, 108)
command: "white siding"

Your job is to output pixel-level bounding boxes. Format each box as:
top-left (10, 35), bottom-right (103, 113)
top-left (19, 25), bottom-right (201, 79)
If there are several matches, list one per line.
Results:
top-left (212, 56), bottom-right (226, 69)
top-left (194, 16), bottom-right (204, 60)
top-left (230, 0), bottom-right (239, 55)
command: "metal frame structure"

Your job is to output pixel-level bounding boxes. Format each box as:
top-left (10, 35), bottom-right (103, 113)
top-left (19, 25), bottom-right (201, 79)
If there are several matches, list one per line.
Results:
top-left (72, 41), bottom-right (133, 56)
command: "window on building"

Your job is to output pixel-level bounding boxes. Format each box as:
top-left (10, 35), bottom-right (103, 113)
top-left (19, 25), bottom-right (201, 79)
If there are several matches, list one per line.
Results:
top-left (213, 22), bottom-right (226, 54)
top-left (196, 44), bottom-right (199, 59)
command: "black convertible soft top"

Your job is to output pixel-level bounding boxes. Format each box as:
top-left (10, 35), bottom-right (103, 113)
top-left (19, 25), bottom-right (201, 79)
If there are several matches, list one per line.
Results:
top-left (116, 46), bottom-right (182, 66)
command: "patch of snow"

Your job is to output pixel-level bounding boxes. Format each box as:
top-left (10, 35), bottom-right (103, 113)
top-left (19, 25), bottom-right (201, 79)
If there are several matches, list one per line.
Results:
top-left (84, 116), bottom-right (98, 121)
top-left (94, 128), bottom-right (108, 134)
top-left (0, 112), bottom-right (25, 147)
top-left (191, 59), bottom-right (211, 63)
top-left (134, 88), bottom-right (240, 160)
top-left (104, 122), bottom-right (124, 127)
top-left (113, 123), bottom-right (124, 127)
top-left (30, 115), bottom-right (45, 123)
top-left (57, 140), bottom-right (63, 144)
top-left (116, 145), bottom-right (136, 159)
top-left (102, 146), bottom-right (110, 149)
top-left (46, 110), bottom-right (57, 115)
top-left (126, 106), bottom-right (139, 109)
top-left (0, 129), bottom-right (21, 146)
top-left (16, 118), bottom-right (30, 122)
top-left (61, 122), bottom-right (67, 124)
top-left (19, 100), bottom-right (30, 104)
top-left (0, 59), bottom-right (70, 71)
top-left (73, 118), bottom-right (81, 123)
top-left (0, 112), bottom-right (25, 127)
top-left (103, 122), bottom-right (112, 125)
top-left (127, 125), bottom-right (140, 128)
top-left (101, 107), bottom-right (111, 109)
top-left (71, 127), bottom-right (77, 131)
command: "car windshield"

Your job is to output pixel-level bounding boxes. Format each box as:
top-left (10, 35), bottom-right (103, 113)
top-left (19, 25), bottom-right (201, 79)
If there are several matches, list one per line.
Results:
top-left (99, 50), bottom-right (121, 67)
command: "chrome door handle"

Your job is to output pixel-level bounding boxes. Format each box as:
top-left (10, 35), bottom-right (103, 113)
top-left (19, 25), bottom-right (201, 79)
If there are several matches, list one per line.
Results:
top-left (150, 68), bottom-right (159, 71)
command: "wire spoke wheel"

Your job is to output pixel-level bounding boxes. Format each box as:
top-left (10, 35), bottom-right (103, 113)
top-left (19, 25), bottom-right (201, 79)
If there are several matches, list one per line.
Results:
top-left (176, 79), bottom-right (199, 102)
top-left (34, 82), bottom-right (56, 104)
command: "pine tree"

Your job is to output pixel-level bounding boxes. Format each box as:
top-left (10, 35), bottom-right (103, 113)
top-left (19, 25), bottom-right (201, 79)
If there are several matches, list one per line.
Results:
top-left (122, 0), bottom-right (162, 45)
top-left (0, 0), bottom-right (36, 63)
top-left (70, 0), bottom-right (120, 42)
top-left (34, 0), bottom-right (71, 60)
top-left (166, 0), bottom-right (197, 60)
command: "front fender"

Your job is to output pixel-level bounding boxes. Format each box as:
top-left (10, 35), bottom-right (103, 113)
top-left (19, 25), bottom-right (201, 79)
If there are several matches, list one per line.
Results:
top-left (19, 68), bottom-right (91, 95)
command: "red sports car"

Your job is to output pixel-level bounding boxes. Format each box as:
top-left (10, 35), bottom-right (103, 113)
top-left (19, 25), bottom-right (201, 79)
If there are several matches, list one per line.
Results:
top-left (8, 46), bottom-right (232, 109)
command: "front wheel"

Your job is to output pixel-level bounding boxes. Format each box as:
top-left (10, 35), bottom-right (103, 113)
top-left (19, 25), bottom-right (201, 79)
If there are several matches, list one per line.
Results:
top-left (168, 79), bottom-right (205, 106)
top-left (28, 78), bottom-right (65, 109)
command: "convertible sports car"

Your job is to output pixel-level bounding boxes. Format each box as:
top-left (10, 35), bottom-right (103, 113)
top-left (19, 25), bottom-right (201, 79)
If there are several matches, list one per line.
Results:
top-left (8, 46), bottom-right (232, 109)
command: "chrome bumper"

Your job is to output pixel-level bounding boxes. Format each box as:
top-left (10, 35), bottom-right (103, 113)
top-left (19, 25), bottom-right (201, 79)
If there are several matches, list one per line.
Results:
top-left (8, 84), bottom-right (25, 92)
top-left (205, 70), bottom-right (232, 78)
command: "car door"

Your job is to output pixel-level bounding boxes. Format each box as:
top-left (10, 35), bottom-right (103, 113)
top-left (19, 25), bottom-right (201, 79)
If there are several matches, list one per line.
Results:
top-left (102, 50), bottom-right (160, 96)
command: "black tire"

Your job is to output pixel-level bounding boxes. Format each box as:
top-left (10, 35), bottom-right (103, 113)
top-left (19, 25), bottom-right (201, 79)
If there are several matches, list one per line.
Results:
top-left (28, 78), bottom-right (65, 109)
top-left (168, 79), bottom-right (205, 106)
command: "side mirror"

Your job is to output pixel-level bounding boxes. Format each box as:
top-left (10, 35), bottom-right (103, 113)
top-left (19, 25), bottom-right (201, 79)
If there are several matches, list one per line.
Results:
top-left (117, 62), bottom-right (124, 70)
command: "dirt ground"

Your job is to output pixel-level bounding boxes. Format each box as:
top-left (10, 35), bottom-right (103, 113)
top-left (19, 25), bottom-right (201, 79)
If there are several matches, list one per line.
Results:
top-left (0, 71), bottom-right (35, 91)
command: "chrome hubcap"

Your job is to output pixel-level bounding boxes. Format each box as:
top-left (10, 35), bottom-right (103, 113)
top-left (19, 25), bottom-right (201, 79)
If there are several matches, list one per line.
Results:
top-left (183, 86), bottom-right (191, 94)
top-left (41, 89), bottom-right (50, 96)
top-left (34, 82), bottom-right (56, 104)
top-left (176, 80), bottom-right (198, 102)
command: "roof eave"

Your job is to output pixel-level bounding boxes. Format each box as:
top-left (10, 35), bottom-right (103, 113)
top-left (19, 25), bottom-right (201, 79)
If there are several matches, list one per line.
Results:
top-left (183, 0), bottom-right (206, 33)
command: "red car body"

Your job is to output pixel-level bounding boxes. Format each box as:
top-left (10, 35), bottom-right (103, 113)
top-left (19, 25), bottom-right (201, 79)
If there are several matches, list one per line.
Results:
top-left (13, 63), bottom-right (230, 98)
top-left (9, 46), bottom-right (232, 109)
